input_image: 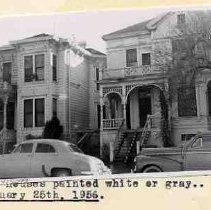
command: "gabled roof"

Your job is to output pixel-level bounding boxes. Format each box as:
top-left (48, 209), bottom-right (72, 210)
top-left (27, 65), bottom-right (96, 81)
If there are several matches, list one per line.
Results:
top-left (102, 12), bottom-right (173, 40)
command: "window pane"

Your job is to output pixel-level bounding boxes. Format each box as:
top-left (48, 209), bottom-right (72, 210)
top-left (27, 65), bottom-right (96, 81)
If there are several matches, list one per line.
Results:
top-left (7, 102), bottom-right (15, 129)
top-left (35, 98), bottom-right (45, 127)
top-left (53, 55), bottom-right (57, 81)
top-left (24, 56), bottom-right (33, 82)
top-left (35, 143), bottom-right (55, 153)
top-left (52, 98), bottom-right (57, 117)
top-left (24, 99), bottom-right (33, 128)
top-left (0, 99), bottom-right (3, 130)
top-left (20, 143), bottom-right (33, 153)
top-left (178, 85), bottom-right (197, 117)
top-left (142, 53), bottom-right (151, 65)
top-left (3, 62), bottom-right (12, 83)
top-left (126, 49), bottom-right (137, 67)
top-left (35, 54), bottom-right (44, 81)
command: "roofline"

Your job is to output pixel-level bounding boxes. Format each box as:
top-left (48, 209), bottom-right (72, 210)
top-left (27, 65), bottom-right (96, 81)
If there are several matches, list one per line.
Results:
top-left (102, 11), bottom-right (175, 41)
top-left (0, 45), bottom-right (15, 51)
top-left (102, 30), bottom-right (150, 41)
top-left (9, 35), bottom-right (54, 45)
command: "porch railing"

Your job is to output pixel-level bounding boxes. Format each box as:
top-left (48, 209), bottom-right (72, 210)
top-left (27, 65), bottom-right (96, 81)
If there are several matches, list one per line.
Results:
top-left (102, 65), bottom-right (162, 79)
top-left (103, 118), bottom-right (124, 129)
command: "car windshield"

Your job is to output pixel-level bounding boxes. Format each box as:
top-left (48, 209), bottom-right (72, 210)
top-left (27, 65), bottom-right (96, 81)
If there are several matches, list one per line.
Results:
top-left (68, 144), bottom-right (83, 154)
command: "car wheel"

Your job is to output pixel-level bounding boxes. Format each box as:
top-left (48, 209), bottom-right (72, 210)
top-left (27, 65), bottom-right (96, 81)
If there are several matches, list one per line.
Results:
top-left (53, 169), bottom-right (72, 177)
top-left (142, 165), bottom-right (162, 173)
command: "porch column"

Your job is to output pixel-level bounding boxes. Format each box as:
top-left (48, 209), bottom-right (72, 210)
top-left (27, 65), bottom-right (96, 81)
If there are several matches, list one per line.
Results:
top-left (99, 92), bottom-right (104, 158)
top-left (122, 85), bottom-right (127, 127)
top-left (3, 96), bottom-right (8, 129)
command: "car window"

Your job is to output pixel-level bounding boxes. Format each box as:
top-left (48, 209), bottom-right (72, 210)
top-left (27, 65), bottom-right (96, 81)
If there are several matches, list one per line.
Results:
top-left (35, 143), bottom-right (56, 153)
top-left (191, 138), bottom-right (202, 148)
top-left (200, 136), bottom-right (211, 148)
top-left (13, 143), bottom-right (33, 153)
top-left (68, 144), bottom-right (83, 153)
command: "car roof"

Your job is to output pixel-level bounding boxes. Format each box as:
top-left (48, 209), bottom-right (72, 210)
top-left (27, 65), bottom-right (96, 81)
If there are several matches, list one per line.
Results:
top-left (20, 139), bottom-right (70, 145)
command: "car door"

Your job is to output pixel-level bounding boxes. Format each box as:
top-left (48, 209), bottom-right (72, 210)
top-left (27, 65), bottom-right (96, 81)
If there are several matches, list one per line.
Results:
top-left (30, 142), bottom-right (58, 177)
top-left (0, 143), bottom-right (33, 178)
top-left (184, 135), bottom-right (211, 171)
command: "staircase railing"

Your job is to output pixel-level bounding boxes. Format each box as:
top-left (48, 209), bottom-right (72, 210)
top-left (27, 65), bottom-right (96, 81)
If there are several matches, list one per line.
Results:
top-left (124, 130), bottom-right (138, 163)
top-left (113, 119), bottom-right (125, 156)
top-left (139, 115), bottom-right (152, 147)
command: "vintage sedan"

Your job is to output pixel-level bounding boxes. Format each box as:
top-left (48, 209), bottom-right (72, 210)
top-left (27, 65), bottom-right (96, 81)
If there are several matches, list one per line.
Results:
top-left (0, 139), bottom-right (111, 178)
top-left (134, 132), bottom-right (211, 173)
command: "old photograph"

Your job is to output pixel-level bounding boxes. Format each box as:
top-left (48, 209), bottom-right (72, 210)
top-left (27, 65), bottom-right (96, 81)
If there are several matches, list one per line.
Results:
top-left (0, 7), bottom-right (211, 178)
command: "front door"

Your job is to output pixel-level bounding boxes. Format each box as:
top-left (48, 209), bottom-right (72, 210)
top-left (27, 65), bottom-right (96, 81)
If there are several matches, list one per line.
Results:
top-left (139, 96), bottom-right (151, 127)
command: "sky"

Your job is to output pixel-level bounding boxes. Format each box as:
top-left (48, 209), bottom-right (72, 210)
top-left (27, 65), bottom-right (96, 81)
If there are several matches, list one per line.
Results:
top-left (0, 7), bottom-right (196, 53)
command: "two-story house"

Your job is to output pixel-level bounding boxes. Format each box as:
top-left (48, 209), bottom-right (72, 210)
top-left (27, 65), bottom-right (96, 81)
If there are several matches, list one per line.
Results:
top-left (100, 11), bottom-right (211, 163)
top-left (0, 33), bottom-right (106, 153)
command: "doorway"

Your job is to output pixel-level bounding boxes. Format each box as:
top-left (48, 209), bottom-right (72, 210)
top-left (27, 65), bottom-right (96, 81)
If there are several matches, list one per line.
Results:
top-left (139, 96), bottom-right (151, 127)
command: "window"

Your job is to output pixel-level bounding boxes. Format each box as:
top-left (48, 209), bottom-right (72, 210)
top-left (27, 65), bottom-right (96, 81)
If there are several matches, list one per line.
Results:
top-left (68, 144), bottom-right (83, 153)
top-left (3, 62), bottom-right (12, 83)
top-left (177, 85), bottom-right (197, 117)
top-left (24, 98), bottom-right (45, 128)
top-left (6, 102), bottom-right (14, 129)
top-left (142, 53), bottom-right (151, 65)
top-left (24, 54), bottom-right (44, 82)
top-left (52, 98), bottom-right (57, 117)
top-left (177, 14), bottom-right (186, 24)
top-left (35, 54), bottom-right (44, 81)
top-left (14, 143), bottom-right (33, 153)
top-left (191, 138), bottom-right (202, 148)
top-left (24, 99), bottom-right (33, 128)
top-left (181, 134), bottom-right (196, 141)
top-left (35, 98), bottom-right (45, 127)
top-left (24, 56), bottom-right (33, 82)
top-left (126, 49), bottom-right (137, 67)
top-left (97, 105), bottom-right (101, 129)
top-left (52, 54), bottom-right (57, 81)
top-left (0, 100), bottom-right (3, 130)
top-left (35, 143), bottom-right (55, 153)
top-left (96, 67), bottom-right (100, 90)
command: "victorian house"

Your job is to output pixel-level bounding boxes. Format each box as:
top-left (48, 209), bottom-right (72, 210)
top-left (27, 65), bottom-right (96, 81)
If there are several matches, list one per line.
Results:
top-left (100, 11), bottom-right (211, 162)
top-left (0, 34), bottom-right (106, 153)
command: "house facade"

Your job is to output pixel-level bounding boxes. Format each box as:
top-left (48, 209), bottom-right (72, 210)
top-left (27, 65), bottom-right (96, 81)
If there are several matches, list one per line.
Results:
top-left (100, 11), bottom-right (211, 162)
top-left (0, 34), bottom-right (106, 153)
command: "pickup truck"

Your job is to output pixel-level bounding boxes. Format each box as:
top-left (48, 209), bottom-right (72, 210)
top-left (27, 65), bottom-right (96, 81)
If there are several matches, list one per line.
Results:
top-left (134, 132), bottom-right (211, 173)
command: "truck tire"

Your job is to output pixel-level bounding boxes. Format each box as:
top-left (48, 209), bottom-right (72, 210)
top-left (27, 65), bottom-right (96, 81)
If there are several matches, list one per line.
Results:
top-left (142, 165), bottom-right (162, 173)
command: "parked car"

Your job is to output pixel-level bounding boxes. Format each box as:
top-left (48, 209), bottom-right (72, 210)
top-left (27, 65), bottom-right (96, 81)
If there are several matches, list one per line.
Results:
top-left (133, 132), bottom-right (211, 173)
top-left (0, 139), bottom-right (111, 178)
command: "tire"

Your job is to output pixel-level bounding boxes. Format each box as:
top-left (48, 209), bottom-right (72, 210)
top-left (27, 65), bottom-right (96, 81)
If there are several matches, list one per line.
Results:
top-left (52, 169), bottom-right (71, 177)
top-left (142, 165), bottom-right (162, 173)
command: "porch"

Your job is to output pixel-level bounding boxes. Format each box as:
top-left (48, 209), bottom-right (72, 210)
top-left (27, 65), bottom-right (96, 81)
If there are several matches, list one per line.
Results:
top-left (0, 80), bottom-right (17, 154)
top-left (100, 83), bottom-right (168, 163)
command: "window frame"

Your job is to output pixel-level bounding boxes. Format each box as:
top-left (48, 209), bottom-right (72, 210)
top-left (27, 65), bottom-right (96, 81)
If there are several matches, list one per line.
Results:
top-left (95, 67), bottom-right (100, 90)
top-left (3, 62), bottom-right (12, 83)
top-left (24, 97), bottom-right (45, 128)
top-left (52, 98), bottom-right (57, 117)
top-left (142, 53), bottom-right (151, 66)
top-left (177, 85), bottom-right (197, 117)
top-left (35, 143), bottom-right (56, 153)
top-left (24, 54), bottom-right (45, 83)
top-left (52, 54), bottom-right (57, 82)
top-left (126, 48), bottom-right (138, 67)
